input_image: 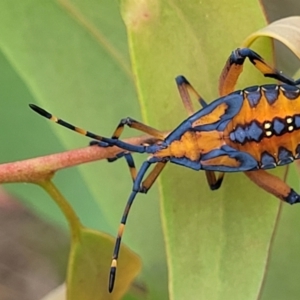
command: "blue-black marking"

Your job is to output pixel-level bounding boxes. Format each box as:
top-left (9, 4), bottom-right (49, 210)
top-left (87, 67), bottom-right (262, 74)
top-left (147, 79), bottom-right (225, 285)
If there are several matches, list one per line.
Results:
top-left (261, 151), bottom-right (276, 169)
top-left (285, 189), bottom-right (300, 204)
top-left (244, 86), bottom-right (261, 107)
top-left (166, 91), bottom-right (244, 143)
top-left (230, 48), bottom-right (263, 66)
top-left (233, 126), bottom-right (246, 143)
top-left (280, 84), bottom-right (300, 100)
top-left (295, 115), bottom-right (300, 128)
top-left (229, 121), bottom-right (263, 144)
top-left (296, 144), bottom-right (300, 157)
top-left (247, 121), bottom-right (263, 141)
top-left (262, 84), bottom-right (279, 105)
top-left (229, 132), bottom-right (235, 142)
top-left (200, 147), bottom-right (258, 171)
top-left (230, 114), bottom-right (300, 144)
top-left (273, 118), bottom-right (285, 135)
top-left (170, 157), bottom-right (201, 170)
top-left (168, 144), bottom-right (258, 172)
top-left (175, 75), bottom-right (189, 85)
top-left (278, 146), bottom-right (293, 165)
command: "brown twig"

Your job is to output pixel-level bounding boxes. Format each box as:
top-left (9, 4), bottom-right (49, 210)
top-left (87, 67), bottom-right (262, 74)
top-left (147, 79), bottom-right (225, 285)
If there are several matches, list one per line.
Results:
top-left (0, 134), bottom-right (160, 184)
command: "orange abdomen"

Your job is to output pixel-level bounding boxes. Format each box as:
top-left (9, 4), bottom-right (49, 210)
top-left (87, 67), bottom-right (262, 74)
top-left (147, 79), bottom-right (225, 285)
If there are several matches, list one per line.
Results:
top-left (224, 84), bottom-right (300, 168)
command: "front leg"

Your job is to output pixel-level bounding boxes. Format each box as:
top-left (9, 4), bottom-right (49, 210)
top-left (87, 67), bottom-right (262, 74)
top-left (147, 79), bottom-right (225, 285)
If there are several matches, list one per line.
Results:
top-left (219, 48), bottom-right (298, 96)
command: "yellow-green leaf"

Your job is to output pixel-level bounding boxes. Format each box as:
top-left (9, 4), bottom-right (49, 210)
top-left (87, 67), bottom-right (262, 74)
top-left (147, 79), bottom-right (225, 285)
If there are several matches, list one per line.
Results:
top-left (39, 180), bottom-right (141, 300)
top-left (243, 16), bottom-right (300, 55)
top-left (67, 228), bottom-right (141, 300)
top-left (122, 2), bottom-right (300, 300)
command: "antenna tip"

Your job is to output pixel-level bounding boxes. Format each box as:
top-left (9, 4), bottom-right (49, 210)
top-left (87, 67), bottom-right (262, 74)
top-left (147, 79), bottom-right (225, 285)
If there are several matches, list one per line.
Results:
top-left (108, 267), bottom-right (116, 293)
top-left (29, 104), bottom-right (52, 119)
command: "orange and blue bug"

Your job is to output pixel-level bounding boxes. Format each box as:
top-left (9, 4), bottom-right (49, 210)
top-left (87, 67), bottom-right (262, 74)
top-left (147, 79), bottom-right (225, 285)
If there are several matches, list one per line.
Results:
top-left (29, 48), bottom-right (300, 292)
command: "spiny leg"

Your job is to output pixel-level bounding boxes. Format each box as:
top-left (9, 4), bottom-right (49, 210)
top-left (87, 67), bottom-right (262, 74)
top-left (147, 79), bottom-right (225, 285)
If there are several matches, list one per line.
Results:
top-left (245, 169), bottom-right (300, 204)
top-left (205, 171), bottom-right (225, 190)
top-left (90, 117), bottom-right (166, 157)
top-left (176, 75), bottom-right (208, 115)
top-left (219, 48), bottom-right (300, 96)
top-left (89, 150), bottom-right (137, 182)
top-left (90, 136), bottom-right (140, 184)
top-left (89, 117), bottom-right (166, 181)
top-left (106, 117), bottom-right (166, 164)
top-left (116, 152), bottom-right (137, 183)
top-left (109, 159), bottom-right (166, 292)
top-left (176, 76), bottom-right (225, 189)
top-left (110, 117), bottom-right (166, 140)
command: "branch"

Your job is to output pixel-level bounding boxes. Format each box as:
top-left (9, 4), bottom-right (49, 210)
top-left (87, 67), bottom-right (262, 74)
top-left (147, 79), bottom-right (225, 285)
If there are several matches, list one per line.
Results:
top-left (0, 134), bottom-right (160, 184)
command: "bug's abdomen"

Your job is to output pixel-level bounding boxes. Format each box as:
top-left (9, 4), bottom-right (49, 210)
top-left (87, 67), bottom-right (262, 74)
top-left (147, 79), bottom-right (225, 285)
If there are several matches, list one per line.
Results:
top-left (224, 84), bottom-right (300, 168)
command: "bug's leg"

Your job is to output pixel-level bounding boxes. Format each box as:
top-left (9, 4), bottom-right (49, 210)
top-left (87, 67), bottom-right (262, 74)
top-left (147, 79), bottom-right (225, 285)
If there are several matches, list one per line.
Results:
top-left (119, 152), bottom-right (137, 183)
top-left (245, 170), bottom-right (300, 204)
top-left (90, 117), bottom-right (166, 159)
top-left (176, 75), bottom-right (208, 114)
top-left (87, 151), bottom-right (138, 183)
top-left (219, 48), bottom-right (300, 96)
top-left (109, 119), bottom-right (166, 165)
top-left (110, 117), bottom-right (166, 141)
top-left (109, 159), bottom-right (166, 292)
top-left (89, 117), bottom-right (166, 182)
top-left (205, 171), bottom-right (225, 190)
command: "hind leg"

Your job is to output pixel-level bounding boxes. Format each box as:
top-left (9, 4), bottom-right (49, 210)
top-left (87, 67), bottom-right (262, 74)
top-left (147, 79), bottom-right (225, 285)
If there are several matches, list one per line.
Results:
top-left (245, 169), bottom-right (300, 204)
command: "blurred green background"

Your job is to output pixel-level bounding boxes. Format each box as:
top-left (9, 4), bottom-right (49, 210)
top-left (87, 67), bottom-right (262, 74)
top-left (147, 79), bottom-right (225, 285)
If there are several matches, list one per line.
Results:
top-left (0, 1), bottom-right (300, 300)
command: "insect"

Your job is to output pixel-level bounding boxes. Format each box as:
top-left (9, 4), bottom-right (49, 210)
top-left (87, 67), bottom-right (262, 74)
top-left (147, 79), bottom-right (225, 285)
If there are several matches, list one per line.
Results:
top-left (30, 48), bottom-right (300, 292)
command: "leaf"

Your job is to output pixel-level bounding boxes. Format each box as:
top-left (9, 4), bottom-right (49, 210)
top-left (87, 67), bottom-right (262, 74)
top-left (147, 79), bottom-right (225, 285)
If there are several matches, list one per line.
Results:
top-left (67, 228), bottom-right (141, 300)
top-left (243, 16), bottom-right (300, 55)
top-left (121, 3), bottom-right (300, 300)
top-left (0, 1), bottom-right (167, 298)
top-left (41, 284), bottom-right (66, 300)
top-left (39, 180), bottom-right (141, 300)
top-left (242, 17), bottom-right (300, 300)
top-left (41, 230), bottom-right (143, 300)
top-left (2, 1), bottom-right (300, 300)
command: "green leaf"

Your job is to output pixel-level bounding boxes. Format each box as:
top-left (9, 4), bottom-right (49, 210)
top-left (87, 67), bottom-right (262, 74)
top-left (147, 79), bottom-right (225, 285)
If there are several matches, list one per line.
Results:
top-left (41, 284), bottom-right (66, 300)
top-left (121, 2), bottom-right (300, 300)
top-left (0, 1), bottom-right (167, 298)
top-left (2, 1), bottom-right (300, 299)
top-left (67, 228), bottom-right (141, 300)
top-left (39, 180), bottom-right (141, 300)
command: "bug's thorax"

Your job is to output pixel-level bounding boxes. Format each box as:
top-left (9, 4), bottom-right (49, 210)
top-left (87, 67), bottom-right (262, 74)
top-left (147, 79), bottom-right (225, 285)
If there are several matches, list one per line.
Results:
top-left (224, 84), bottom-right (300, 166)
top-left (154, 130), bottom-right (225, 161)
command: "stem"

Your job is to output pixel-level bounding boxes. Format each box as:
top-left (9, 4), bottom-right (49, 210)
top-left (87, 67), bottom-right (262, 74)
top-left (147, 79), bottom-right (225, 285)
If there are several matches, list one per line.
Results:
top-left (0, 134), bottom-right (163, 184)
top-left (38, 180), bottom-right (82, 242)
